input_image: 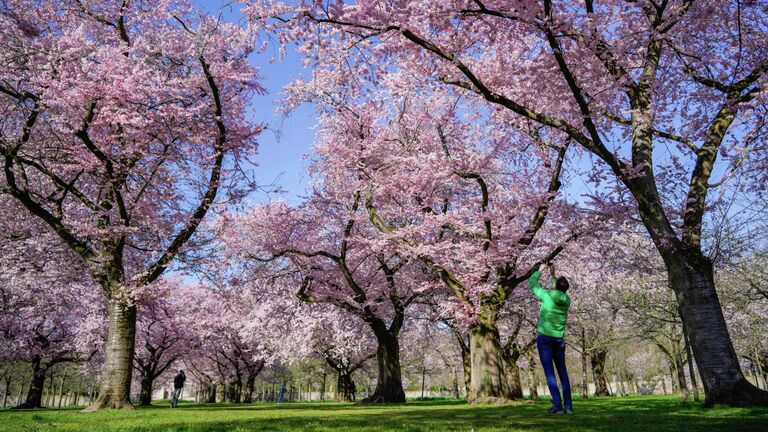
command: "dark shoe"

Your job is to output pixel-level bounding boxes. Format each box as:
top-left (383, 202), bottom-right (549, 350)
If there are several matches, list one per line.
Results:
top-left (565, 407), bottom-right (573, 414)
top-left (546, 407), bottom-right (564, 415)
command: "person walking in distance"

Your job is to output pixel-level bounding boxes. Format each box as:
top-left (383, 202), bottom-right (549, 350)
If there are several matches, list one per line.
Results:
top-left (530, 262), bottom-right (573, 414)
top-left (171, 370), bottom-right (186, 408)
top-left (277, 382), bottom-right (287, 404)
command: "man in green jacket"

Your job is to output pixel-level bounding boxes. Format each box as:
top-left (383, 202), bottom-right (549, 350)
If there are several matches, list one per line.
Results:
top-left (530, 262), bottom-right (572, 414)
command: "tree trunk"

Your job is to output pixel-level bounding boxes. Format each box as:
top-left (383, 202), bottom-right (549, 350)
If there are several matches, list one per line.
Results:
top-left (452, 369), bottom-right (460, 399)
top-left (663, 250), bottom-right (768, 406)
top-left (57, 370), bottom-right (67, 408)
top-left (526, 351), bottom-right (538, 400)
top-left (675, 349), bottom-right (690, 401)
top-left (2, 375), bottom-right (10, 408)
top-left (320, 373), bottom-right (327, 402)
top-left (669, 361), bottom-right (679, 394)
top-left (139, 375), bottom-right (153, 406)
top-left (757, 352), bottom-right (767, 391)
top-left (581, 331), bottom-right (589, 400)
top-left (15, 358), bottom-right (46, 409)
top-left (420, 368), bottom-right (426, 398)
top-left (226, 380), bottom-right (242, 403)
top-left (335, 372), bottom-right (355, 402)
top-left (46, 372), bottom-right (54, 407)
top-left (74, 379), bottom-right (81, 406)
top-left (461, 345), bottom-right (471, 397)
top-left (17, 382), bottom-right (25, 407)
top-left (590, 348), bottom-right (609, 397)
top-left (207, 384), bottom-right (217, 403)
top-left (468, 322), bottom-right (511, 403)
top-left (361, 331), bottom-right (405, 403)
top-left (85, 299), bottom-right (137, 411)
top-left (502, 354), bottom-right (523, 399)
top-left (244, 375), bottom-right (255, 403)
top-left (683, 313), bottom-right (701, 402)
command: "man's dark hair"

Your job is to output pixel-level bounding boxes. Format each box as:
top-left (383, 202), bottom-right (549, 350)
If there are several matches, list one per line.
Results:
top-left (555, 276), bottom-right (570, 292)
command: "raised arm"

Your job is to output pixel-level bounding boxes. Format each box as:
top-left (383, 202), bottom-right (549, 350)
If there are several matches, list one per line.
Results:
top-left (529, 263), bottom-right (547, 300)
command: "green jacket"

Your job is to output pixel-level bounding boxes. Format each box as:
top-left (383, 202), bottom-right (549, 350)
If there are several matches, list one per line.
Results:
top-left (529, 271), bottom-right (571, 339)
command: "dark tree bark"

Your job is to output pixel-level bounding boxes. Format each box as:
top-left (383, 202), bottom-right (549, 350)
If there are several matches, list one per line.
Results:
top-left (244, 375), bottom-right (256, 403)
top-left (662, 252), bottom-right (767, 406)
top-left (362, 328), bottom-right (405, 403)
top-left (206, 384), bottom-right (217, 403)
top-left (226, 380), bottom-right (242, 403)
top-left (138, 377), bottom-right (153, 406)
top-left (590, 348), bottom-right (610, 397)
top-left (336, 372), bottom-right (355, 402)
top-left (15, 357), bottom-right (47, 409)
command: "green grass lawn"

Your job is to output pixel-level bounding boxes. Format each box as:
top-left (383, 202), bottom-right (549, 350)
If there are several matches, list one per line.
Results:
top-left (1, 396), bottom-right (767, 432)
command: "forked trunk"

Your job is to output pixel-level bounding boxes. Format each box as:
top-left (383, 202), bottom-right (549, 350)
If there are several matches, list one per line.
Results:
top-left (468, 322), bottom-right (512, 403)
top-left (590, 348), bottom-right (609, 397)
top-left (335, 371), bottom-right (355, 402)
top-left (15, 357), bottom-right (46, 409)
top-left (85, 299), bottom-right (137, 411)
top-left (361, 331), bottom-right (405, 403)
top-left (663, 251), bottom-right (768, 407)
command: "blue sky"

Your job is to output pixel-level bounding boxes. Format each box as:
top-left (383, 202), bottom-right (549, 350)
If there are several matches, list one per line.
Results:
top-left (200, 0), bottom-right (316, 204)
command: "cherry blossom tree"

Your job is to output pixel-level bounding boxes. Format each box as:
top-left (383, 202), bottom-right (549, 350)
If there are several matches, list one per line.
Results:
top-left (287, 93), bottom-right (587, 403)
top-left (245, 0), bottom-right (768, 406)
top-left (258, 299), bottom-right (377, 403)
top-left (0, 199), bottom-right (106, 409)
top-left (0, 0), bottom-right (264, 409)
top-left (178, 283), bottom-right (268, 404)
top-left (227, 190), bottom-right (423, 402)
top-left (131, 279), bottom-right (197, 406)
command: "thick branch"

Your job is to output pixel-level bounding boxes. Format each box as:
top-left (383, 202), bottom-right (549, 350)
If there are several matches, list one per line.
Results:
top-left (140, 55), bottom-right (226, 285)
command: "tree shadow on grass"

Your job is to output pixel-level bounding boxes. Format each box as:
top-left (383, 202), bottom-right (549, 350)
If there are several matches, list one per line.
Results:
top-left (117, 399), bottom-right (768, 432)
top-left (162, 399), bottom-right (466, 412)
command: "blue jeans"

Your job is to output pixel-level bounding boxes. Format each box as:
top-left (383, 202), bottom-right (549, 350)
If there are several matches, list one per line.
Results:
top-left (536, 333), bottom-right (572, 410)
top-left (171, 388), bottom-right (182, 407)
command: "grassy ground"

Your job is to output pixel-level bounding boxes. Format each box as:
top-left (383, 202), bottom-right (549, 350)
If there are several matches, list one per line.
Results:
top-left (1, 396), bottom-right (767, 432)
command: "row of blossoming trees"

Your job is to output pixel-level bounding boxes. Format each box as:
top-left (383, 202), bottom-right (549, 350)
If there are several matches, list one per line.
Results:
top-left (0, 0), bottom-right (767, 411)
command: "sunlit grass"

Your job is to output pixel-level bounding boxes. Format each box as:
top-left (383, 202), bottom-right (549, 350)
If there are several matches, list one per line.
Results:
top-left (2, 395), bottom-right (767, 432)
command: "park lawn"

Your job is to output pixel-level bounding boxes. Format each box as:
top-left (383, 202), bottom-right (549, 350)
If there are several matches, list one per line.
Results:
top-left (1, 396), bottom-right (767, 432)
